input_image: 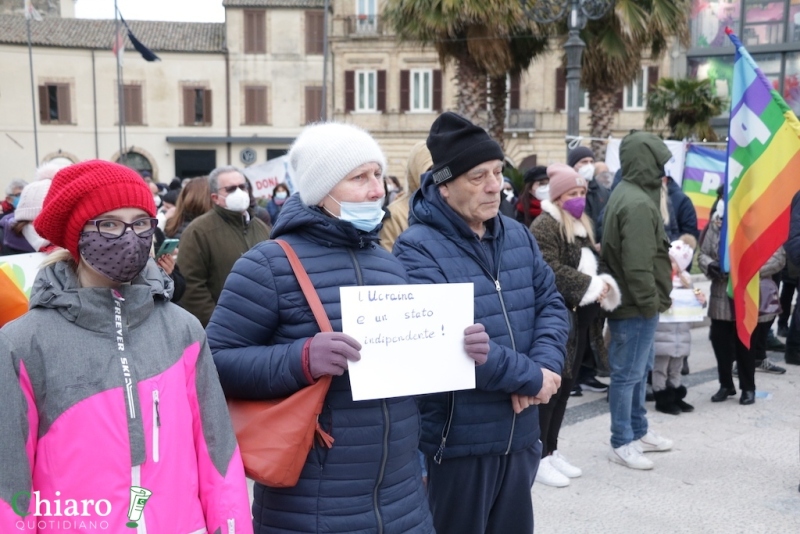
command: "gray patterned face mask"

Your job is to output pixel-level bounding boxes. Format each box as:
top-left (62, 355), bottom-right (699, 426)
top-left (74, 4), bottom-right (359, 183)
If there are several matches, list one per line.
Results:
top-left (79, 231), bottom-right (151, 283)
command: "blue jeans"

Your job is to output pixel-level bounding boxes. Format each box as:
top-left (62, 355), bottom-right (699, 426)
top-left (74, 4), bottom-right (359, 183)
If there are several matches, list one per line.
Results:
top-left (608, 315), bottom-right (658, 448)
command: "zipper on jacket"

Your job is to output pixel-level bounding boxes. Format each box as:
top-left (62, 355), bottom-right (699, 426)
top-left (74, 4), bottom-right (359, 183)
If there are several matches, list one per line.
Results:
top-left (347, 246), bottom-right (385, 532)
top-left (372, 400), bottom-right (390, 534)
top-left (494, 277), bottom-right (519, 455)
top-left (152, 390), bottom-right (160, 463)
top-left (433, 392), bottom-right (455, 464)
top-left (346, 248), bottom-right (365, 286)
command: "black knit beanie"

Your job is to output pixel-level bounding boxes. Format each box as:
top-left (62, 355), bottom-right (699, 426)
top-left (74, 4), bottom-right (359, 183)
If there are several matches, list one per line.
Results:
top-left (523, 166), bottom-right (548, 184)
top-left (427, 112), bottom-right (505, 185)
top-left (567, 146), bottom-right (595, 168)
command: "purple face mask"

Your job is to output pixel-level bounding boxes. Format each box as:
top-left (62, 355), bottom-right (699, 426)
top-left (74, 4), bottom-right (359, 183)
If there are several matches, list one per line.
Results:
top-left (79, 230), bottom-right (152, 283)
top-left (561, 197), bottom-right (586, 220)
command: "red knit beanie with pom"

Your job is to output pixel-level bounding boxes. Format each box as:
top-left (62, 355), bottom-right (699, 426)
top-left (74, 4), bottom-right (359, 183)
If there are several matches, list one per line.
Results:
top-left (34, 160), bottom-right (156, 261)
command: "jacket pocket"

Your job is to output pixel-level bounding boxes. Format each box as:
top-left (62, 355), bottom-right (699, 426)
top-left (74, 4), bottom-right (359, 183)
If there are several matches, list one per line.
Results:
top-left (152, 389), bottom-right (160, 463)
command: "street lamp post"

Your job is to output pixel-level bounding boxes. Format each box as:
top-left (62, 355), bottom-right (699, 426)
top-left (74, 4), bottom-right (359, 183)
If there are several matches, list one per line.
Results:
top-left (522, 0), bottom-right (614, 157)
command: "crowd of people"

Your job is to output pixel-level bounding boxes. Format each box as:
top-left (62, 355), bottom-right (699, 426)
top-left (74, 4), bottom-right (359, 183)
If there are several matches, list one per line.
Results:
top-left (1, 111), bottom-right (798, 533)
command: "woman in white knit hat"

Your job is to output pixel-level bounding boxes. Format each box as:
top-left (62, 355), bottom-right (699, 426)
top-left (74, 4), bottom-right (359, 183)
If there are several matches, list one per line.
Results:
top-left (0, 179), bottom-right (53, 255)
top-left (207, 122), bottom-right (435, 533)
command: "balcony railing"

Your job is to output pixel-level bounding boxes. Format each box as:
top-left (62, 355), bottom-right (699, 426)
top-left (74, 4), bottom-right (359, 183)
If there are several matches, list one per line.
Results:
top-left (506, 109), bottom-right (536, 131)
top-left (345, 15), bottom-right (386, 36)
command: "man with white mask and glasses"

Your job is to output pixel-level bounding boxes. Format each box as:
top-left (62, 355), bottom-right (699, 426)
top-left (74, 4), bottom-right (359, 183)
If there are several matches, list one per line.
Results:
top-left (178, 166), bottom-right (271, 326)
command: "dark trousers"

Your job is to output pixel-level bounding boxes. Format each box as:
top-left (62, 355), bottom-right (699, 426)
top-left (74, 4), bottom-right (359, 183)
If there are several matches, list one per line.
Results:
top-left (778, 279), bottom-right (797, 327)
top-left (709, 320), bottom-right (769, 392)
top-left (787, 288), bottom-right (800, 354)
top-left (426, 442), bottom-right (541, 534)
top-left (538, 307), bottom-right (594, 456)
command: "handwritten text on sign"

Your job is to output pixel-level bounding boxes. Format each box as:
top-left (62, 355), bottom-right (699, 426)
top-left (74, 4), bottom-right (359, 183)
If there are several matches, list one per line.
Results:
top-left (340, 283), bottom-right (475, 401)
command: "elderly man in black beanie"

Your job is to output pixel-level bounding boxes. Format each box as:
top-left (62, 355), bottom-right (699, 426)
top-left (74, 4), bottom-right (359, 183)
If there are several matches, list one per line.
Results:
top-left (394, 112), bottom-right (569, 534)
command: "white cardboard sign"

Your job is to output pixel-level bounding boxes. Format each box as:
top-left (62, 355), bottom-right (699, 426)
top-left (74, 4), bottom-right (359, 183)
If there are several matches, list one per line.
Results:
top-left (340, 283), bottom-right (476, 401)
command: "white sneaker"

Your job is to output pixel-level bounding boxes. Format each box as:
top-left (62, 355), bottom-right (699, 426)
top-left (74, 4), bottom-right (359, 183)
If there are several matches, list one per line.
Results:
top-left (637, 430), bottom-right (673, 452)
top-left (549, 450), bottom-right (582, 478)
top-left (608, 443), bottom-right (654, 470)
top-left (535, 456), bottom-right (570, 487)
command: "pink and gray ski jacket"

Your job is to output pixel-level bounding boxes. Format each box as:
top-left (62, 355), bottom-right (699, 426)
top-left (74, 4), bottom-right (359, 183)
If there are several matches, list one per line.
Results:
top-left (0, 260), bottom-right (253, 534)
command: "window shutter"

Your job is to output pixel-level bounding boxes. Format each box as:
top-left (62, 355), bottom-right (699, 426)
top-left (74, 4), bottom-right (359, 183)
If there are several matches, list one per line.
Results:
top-left (57, 84), bottom-right (71, 123)
top-left (259, 87), bottom-right (268, 124)
top-left (345, 70), bottom-right (355, 112)
top-left (124, 85), bottom-right (143, 125)
top-left (245, 11), bottom-right (266, 53)
top-left (305, 11), bottom-right (324, 55)
top-left (38, 85), bottom-right (48, 122)
top-left (509, 73), bottom-right (521, 110)
top-left (203, 89), bottom-right (213, 125)
top-left (647, 66), bottom-right (659, 93)
top-left (400, 70), bottom-right (410, 112)
top-left (183, 88), bottom-right (195, 125)
top-left (377, 70), bottom-right (386, 113)
top-left (433, 69), bottom-right (442, 112)
top-left (614, 89), bottom-right (624, 110)
top-left (244, 87), bottom-right (255, 124)
top-left (555, 68), bottom-right (565, 111)
top-left (305, 86), bottom-right (322, 124)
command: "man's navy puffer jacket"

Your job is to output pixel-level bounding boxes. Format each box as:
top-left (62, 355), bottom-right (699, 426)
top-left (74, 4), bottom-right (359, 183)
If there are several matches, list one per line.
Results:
top-left (393, 172), bottom-right (569, 461)
top-left (208, 194), bottom-right (434, 534)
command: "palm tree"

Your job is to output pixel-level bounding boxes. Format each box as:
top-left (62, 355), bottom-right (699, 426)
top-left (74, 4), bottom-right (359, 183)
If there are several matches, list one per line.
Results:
top-left (384, 0), bottom-right (548, 146)
top-left (645, 77), bottom-right (726, 141)
top-left (579, 0), bottom-right (690, 157)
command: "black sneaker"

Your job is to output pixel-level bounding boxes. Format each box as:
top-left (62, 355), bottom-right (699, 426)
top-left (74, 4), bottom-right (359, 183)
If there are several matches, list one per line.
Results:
top-left (777, 324), bottom-right (789, 338)
top-left (580, 377), bottom-right (609, 392)
top-left (756, 359), bottom-right (786, 374)
top-left (570, 384), bottom-right (583, 397)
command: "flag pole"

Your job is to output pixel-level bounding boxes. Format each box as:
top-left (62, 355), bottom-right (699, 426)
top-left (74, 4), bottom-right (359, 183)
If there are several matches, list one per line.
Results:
top-left (115, 0), bottom-right (125, 163)
top-left (26, 12), bottom-right (39, 166)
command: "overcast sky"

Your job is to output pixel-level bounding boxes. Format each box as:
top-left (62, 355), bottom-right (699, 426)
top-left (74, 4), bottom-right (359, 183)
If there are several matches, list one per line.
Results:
top-left (74, 0), bottom-right (225, 22)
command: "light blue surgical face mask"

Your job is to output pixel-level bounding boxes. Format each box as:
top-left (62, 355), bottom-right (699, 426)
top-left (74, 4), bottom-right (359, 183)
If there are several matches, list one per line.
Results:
top-left (327, 195), bottom-right (385, 232)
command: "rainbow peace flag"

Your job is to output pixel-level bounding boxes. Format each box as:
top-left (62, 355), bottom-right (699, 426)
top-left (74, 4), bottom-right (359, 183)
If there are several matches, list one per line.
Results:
top-left (721, 28), bottom-right (800, 347)
top-left (0, 252), bottom-right (45, 326)
top-left (682, 145), bottom-right (725, 230)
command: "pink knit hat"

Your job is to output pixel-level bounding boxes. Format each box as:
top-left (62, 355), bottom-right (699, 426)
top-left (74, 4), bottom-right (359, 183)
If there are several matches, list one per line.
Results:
top-left (547, 163), bottom-right (587, 201)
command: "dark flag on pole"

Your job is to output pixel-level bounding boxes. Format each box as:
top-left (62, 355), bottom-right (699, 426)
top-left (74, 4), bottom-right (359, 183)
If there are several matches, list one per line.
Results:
top-left (120, 16), bottom-right (161, 62)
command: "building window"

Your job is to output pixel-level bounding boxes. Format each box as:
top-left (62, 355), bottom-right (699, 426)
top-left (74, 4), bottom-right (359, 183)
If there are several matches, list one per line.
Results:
top-left (356, 0), bottom-right (377, 33)
top-left (244, 10), bottom-right (266, 54)
top-left (565, 86), bottom-right (589, 112)
top-left (305, 11), bottom-right (324, 55)
top-left (122, 84), bottom-right (143, 125)
top-left (38, 83), bottom-right (71, 124)
top-left (742, 0), bottom-right (785, 46)
top-left (244, 86), bottom-right (268, 125)
top-left (117, 151), bottom-right (153, 176)
top-left (183, 87), bottom-right (212, 126)
top-left (689, 0), bottom-right (741, 49)
top-left (356, 70), bottom-right (377, 112)
top-left (624, 68), bottom-right (647, 110)
top-left (305, 86), bottom-right (323, 124)
top-left (555, 68), bottom-right (588, 112)
top-left (409, 69), bottom-right (433, 112)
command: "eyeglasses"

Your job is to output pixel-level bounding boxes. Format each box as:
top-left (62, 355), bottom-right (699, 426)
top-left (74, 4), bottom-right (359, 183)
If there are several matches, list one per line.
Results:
top-left (218, 183), bottom-right (248, 194)
top-left (84, 218), bottom-right (158, 239)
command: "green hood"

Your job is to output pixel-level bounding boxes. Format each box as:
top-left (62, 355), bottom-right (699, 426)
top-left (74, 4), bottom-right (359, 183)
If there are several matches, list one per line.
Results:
top-left (619, 131), bottom-right (672, 205)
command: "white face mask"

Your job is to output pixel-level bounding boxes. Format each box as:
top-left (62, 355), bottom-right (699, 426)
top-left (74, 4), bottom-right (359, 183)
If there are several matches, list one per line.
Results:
top-left (534, 185), bottom-right (550, 201)
top-left (223, 188), bottom-right (251, 213)
top-left (327, 194), bottom-right (385, 232)
top-left (578, 164), bottom-right (595, 182)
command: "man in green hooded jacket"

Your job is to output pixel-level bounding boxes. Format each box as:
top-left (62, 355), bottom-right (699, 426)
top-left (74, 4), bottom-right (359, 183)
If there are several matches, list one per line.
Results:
top-left (601, 131), bottom-right (674, 470)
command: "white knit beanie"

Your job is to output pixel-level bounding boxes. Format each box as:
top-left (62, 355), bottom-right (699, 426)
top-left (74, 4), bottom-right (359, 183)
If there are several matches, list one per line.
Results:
top-left (289, 122), bottom-right (387, 206)
top-left (14, 179), bottom-right (52, 222)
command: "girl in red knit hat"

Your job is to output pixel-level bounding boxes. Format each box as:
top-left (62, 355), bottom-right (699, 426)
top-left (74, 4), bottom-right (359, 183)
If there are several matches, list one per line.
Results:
top-left (0, 160), bottom-right (252, 533)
